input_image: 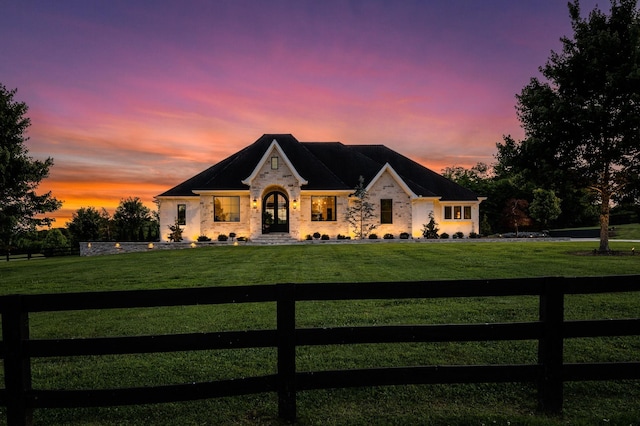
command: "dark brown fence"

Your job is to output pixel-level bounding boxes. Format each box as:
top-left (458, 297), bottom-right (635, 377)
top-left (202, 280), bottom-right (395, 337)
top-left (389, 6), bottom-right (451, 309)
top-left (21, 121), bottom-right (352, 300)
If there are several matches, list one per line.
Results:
top-left (1, 276), bottom-right (639, 425)
top-left (3, 246), bottom-right (79, 261)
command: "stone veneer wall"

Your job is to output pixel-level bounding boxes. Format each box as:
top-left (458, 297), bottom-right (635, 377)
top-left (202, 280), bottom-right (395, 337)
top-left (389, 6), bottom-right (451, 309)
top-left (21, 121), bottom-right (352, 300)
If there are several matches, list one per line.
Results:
top-left (79, 241), bottom-right (231, 256)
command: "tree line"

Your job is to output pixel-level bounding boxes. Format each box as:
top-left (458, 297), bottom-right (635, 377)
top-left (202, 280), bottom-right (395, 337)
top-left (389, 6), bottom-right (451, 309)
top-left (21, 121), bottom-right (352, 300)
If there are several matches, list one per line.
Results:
top-left (2, 198), bottom-right (159, 258)
top-left (2, 0), bottom-right (640, 254)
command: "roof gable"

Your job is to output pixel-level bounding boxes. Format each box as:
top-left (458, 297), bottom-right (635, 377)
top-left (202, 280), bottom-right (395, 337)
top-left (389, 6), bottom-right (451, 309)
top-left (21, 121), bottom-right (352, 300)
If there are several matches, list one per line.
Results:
top-left (241, 139), bottom-right (308, 186)
top-left (349, 145), bottom-right (479, 201)
top-left (366, 163), bottom-right (418, 198)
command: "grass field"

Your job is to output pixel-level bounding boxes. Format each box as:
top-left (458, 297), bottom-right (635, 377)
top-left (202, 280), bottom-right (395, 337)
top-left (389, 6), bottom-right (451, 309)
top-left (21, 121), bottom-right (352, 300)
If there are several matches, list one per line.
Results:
top-left (1, 240), bottom-right (640, 425)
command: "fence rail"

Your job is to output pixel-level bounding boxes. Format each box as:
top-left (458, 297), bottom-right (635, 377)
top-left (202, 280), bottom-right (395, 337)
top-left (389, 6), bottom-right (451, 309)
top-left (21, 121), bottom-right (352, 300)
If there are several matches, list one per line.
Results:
top-left (1, 276), bottom-right (639, 425)
top-left (2, 246), bottom-right (79, 261)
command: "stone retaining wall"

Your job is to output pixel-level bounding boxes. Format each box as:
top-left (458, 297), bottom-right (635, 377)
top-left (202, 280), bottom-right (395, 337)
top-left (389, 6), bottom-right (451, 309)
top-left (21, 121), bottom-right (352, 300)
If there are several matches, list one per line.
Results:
top-left (80, 237), bottom-right (572, 256)
top-left (80, 241), bottom-right (226, 256)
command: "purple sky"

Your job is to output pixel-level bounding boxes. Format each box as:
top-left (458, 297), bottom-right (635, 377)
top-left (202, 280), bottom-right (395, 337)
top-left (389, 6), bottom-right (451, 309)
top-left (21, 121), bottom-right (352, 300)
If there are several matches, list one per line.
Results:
top-left (1, 0), bottom-right (602, 224)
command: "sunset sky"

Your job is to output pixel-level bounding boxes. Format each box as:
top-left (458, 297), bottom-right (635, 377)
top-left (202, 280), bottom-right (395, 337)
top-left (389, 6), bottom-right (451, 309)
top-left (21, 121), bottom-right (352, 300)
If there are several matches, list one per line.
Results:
top-left (1, 0), bottom-right (601, 225)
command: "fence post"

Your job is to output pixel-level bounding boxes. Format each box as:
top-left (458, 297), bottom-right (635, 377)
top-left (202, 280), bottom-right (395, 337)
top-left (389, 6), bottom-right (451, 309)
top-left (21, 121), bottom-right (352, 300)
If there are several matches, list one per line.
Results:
top-left (277, 283), bottom-right (296, 422)
top-left (2, 295), bottom-right (33, 425)
top-left (538, 277), bottom-right (564, 415)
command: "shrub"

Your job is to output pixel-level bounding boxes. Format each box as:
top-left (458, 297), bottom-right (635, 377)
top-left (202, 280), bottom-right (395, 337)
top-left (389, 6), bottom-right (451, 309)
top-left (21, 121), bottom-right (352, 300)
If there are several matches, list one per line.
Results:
top-left (383, 233), bottom-right (394, 239)
top-left (197, 235), bottom-right (211, 242)
top-left (440, 232), bottom-right (450, 239)
top-left (321, 234), bottom-right (330, 240)
top-left (305, 234), bottom-right (313, 240)
top-left (368, 233), bottom-right (378, 239)
top-left (217, 234), bottom-right (228, 241)
top-left (399, 232), bottom-right (410, 239)
top-left (337, 234), bottom-right (351, 240)
top-left (313, 232), bottom-right (321, 239)
top-left (469, 232), bottom-right (480, 239)
top-left (167, 218), bottom-right (183, 242)
top-left (229, 232), bottom-right (236, 240)
top-left (421, 212), bottom-right (439, 239)
top-left (237, 236), bottom-right (248, 242)
top-left (454, 231), bottom-right (464, 239)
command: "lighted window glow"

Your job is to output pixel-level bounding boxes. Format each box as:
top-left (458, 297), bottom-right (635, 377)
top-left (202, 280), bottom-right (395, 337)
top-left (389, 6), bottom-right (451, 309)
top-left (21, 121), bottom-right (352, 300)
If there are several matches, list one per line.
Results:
top-left (214, 197), bottom-right (240, 222)
top-left (311, 196), bottom-right (336, 221)
top-left (444, 205), bottom-right (472, 220)
top-left (271, 157), bottom-right (279, 170)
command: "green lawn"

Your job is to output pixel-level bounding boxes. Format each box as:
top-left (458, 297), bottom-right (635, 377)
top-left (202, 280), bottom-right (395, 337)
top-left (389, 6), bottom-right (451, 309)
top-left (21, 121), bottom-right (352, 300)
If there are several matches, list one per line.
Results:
top-left (1, 241), bottom-right (640, 425)
top-left (612, 222), bottom-right (640, 240)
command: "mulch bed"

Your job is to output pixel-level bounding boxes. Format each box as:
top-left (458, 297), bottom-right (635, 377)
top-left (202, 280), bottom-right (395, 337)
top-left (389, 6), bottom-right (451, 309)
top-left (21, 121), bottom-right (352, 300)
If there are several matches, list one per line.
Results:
top-left (570, 249), bottom-right (638, 256)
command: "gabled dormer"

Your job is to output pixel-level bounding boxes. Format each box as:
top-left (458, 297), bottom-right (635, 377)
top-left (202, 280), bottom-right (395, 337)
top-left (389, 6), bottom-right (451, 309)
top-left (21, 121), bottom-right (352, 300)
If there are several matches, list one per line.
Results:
top-left (241, 139), bottom-right (308, 187)
top-left (366, 162), bottom-right (418, 198)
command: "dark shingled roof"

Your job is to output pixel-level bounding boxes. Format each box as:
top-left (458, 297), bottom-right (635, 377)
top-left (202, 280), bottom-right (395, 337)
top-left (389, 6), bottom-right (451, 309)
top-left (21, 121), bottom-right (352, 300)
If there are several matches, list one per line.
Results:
top-left (158, 134), bottom-right (479, 201)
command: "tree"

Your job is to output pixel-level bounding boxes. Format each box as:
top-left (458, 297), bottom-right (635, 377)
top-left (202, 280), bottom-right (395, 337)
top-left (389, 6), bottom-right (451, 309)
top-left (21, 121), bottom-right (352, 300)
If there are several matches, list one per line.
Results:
top-left (67, 207), bottom-right (107, 243)
top-left (421, 211), bottom-right (439, 239)
top-left (0, 84), bottom-right (61, 253)
top-left (502, 199), bottom-right (532, 236)
top-left (441, 162), bottom-right (491, 190)
top-left (529, 188), bottom-right (562, 229)
top-left (100, 208), bottom-right (113, 241)
top-left (345, 176), bottom-right (377, 239)
top-left (113, 197), bottom-right (151, 241)
top-left (42, 228), bottom-right (68, 250)
top-left (167, 218), bottom-right (183, 242)
top-left (497, 0), bottom-right (640, 251)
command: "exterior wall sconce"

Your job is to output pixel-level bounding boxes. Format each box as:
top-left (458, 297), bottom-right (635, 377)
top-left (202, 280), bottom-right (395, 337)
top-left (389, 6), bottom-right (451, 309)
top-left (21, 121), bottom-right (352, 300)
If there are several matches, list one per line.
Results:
top-left (253, 199), bottom-right (257, 209)
top-left (87, 242), bottom-right (92, 249)
top-left (293, 199), bottom-right (297, 210)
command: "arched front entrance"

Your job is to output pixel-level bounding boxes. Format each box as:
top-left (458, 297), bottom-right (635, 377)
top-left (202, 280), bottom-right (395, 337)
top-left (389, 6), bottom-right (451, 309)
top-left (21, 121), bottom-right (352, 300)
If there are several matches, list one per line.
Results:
top-left (262, 191), bottom-right (289, 233)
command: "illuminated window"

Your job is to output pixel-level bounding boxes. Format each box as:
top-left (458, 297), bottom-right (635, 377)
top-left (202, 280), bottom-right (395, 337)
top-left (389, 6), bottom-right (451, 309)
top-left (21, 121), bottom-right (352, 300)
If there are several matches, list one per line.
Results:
top-left (271, 156), bottom-right (279, 170)
top-left (311, 196), bottom-right (336, 221)
top-left (177, 204), bottom-right (186, 225)
top-left (444, 205), bottom-right (472, 220)
top-left (381, 199), bottom-right (393, 224)
top-left (214, 197), bottom-right (240, 222)
top-left (454, 206), bottom-right (462, 219)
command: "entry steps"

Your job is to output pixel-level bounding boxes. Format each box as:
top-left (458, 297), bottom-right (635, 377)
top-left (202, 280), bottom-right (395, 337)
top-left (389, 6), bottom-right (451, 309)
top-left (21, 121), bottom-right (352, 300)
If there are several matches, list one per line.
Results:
top-left (250, 233), bottom-right (300, 245)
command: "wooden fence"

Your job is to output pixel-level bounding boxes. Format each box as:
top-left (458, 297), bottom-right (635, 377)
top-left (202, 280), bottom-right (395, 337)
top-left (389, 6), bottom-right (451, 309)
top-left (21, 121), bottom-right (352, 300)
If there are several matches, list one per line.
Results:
top-left (1, 276), bottom-right (639, 425)
top-left (3, 246), bottom-right (79, 261)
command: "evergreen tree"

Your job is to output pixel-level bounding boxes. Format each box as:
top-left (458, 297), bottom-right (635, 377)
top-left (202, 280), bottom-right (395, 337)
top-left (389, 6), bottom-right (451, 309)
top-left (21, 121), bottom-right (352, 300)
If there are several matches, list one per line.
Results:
top-left (0, 84), bottom-right (61, 254)
top-left (345, 176), bottom-right (377, 239)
